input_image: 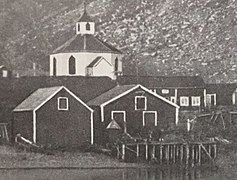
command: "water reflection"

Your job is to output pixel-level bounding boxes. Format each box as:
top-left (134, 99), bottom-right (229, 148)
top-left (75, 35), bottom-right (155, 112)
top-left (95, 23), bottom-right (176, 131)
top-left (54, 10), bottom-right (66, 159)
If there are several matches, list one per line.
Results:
top-left (0, 167), bottom-right (226, 180)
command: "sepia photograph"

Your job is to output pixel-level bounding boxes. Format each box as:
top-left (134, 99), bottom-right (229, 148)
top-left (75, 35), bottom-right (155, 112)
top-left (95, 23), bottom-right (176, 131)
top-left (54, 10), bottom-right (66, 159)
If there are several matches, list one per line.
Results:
top-left (0, 0), bottom-right (236, 179)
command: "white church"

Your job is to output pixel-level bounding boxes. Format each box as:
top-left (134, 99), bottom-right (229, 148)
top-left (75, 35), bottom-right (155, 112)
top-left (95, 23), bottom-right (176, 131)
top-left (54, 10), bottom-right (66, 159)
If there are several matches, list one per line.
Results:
top-left (49, 5), bottom-right (123, 79)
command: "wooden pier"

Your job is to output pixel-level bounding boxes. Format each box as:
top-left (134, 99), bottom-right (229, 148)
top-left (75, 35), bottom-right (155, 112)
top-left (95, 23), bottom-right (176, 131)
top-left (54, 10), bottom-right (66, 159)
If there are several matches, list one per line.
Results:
top-left (116, 141), bottom-right (217, 165)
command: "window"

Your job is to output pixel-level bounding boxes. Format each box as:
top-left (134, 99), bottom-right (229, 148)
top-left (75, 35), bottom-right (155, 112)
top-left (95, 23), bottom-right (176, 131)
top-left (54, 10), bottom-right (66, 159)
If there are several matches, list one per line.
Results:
top-left (192, 96), bottom-right (201, 106)
top-left (180, 96), bottom-right (189, 106)
top-left (135, 96), bottom-right (147, 110)
top-left (58, 97), bottom-right (68, 110)
top-left (86, 22), bottom-right (90, 30)
top-left (69, 56), bottom-right (76, 75)
top-left (206, 94), bottom-right (216, 106)
top-left (114, 57), bottom-right (118, 72)
top-left (53, 57), bottom-right (57, 76)
top-left (170, 96), bottom-right (176, 103)
top-left (2, 70), bottom-right (8, 77)
top-left (162, 89), bottom-right (169, 94)
top-left (143, 111), bottom-right (157, 127)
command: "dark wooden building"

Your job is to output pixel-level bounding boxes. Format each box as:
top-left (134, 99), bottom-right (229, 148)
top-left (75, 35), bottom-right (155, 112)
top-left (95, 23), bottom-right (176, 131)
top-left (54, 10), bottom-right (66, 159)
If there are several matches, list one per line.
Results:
top-left (117, 76), bottom-right (206, 111)
top-left (88, 84), bottom-right (179, 145)
top-left (13, 86), bottom-right (94, 148)
top-left (206, 83), bottom-right (237, 107)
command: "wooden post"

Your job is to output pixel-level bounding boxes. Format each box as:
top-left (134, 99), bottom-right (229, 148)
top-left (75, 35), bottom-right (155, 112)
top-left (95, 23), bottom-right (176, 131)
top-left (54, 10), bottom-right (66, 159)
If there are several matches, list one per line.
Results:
top-left (191, 145), bottom-right (195, 166)
top-left (186, 144), bottom-right (189, 165)
top-left (136, 144), bottom-right (140, 158)
top-left (117, 146), bottom-right (120, 159)
top-left (208, 145), bottom-right (212, 157)
top-left (122, 144), bottom-right (126, 161)
top-left (180, 144), bottom-right (183, 164)
top-left (166, 145), bottom-right (170, 163)
top-left (152, 145), bottom-right (156, 159)
top-left (198, 144), bottom-right (201, 165)
top-left (145, 143), bottom-right (149, 160)
top-left (213, 144), bottom-right (217, 159)
top-left (160, 145), bottom-right (163, 164)
top-left (173, 145), bottom-right (176, 163)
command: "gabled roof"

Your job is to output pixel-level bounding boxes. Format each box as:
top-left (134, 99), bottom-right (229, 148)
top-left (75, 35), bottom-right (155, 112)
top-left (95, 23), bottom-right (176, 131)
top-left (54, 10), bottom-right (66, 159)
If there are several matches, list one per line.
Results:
top-left (117, 75), bottom-right (205, 88)
top-left (53, 34), bottom-right (122, 54)
top-left (88, 85), bottom-right (137, 106)
top-left (106, 119), bottom-right (121, 129)
top-left (87, 84), bottom-right (179, 108)
top-left (14, 86), bottom-right (93, 112)
top-left (87, 56), bottom-right (111, 68)
top-left (78, 10), bottom-right (93, 22)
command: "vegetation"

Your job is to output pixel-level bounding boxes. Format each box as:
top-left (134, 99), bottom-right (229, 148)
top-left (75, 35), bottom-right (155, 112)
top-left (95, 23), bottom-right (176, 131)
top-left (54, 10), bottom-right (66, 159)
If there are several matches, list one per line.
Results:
top-left (0, 0), bottom-right (236, 82)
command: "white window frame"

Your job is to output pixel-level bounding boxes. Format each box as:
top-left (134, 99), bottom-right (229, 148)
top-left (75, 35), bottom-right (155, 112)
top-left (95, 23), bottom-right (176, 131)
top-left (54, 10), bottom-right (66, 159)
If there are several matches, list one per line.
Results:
top-left (206, 94), bottom-right (216, 106)
top-left (180, 96), bottom-right (189, 106)
top-left (111, 111), bottom-right (126, 122)
top-left (2, 70), bottom-right (8, 77)
top-left (142, 111), bottom-right (158, 126)
top-left (191, 96), bottom-right (201, 106)
top-left (162, 89), bottom-right (169, 94)
top-left (58, 97), bottom-right (69, 111)
top-left (135, 96), bottom-right (147, 110)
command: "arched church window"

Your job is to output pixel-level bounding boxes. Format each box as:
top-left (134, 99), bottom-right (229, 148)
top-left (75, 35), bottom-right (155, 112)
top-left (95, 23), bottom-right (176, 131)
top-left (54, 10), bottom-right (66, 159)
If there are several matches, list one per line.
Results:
top-left (53, 57), bottom-right (57, 76)
top-left (69, 56), bottom-right (76, 75)
top-left (114, 57), bottom-right (118, 72)
top-left (86, 22), bottom-right (90, 30)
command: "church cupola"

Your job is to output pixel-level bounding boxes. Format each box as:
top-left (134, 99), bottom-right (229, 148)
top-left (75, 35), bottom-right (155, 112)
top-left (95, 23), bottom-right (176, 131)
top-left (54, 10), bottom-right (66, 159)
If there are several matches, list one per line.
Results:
top-left (76, 2), bottom-right (95, 35)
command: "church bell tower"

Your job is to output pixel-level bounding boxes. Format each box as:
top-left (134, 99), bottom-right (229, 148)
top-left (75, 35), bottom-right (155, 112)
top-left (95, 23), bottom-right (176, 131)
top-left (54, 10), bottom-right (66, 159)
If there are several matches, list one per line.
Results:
top-left (76, 2), bottom-right (95, 35)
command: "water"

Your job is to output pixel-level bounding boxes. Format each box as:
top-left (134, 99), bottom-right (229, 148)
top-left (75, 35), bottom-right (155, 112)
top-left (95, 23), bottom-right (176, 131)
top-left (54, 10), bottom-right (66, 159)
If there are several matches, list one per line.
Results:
top-left (0, 168), bottom-right (227, 180)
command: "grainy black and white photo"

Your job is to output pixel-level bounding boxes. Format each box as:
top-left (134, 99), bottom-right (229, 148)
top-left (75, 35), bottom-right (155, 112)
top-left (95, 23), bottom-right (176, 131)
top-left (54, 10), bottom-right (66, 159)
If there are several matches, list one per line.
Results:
top-left (0, 0), bottom-right (236, 179)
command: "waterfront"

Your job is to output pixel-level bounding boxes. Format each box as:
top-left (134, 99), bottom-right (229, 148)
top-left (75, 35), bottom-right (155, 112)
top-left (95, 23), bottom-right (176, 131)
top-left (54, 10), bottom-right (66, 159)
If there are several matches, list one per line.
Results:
top-left (0, 167), bottom-right (227, 180)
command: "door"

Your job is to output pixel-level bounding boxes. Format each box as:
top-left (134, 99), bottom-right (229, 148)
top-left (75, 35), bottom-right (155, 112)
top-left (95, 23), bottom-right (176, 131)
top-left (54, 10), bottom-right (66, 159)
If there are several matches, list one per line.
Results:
top-left (111, 111), bottom-right (126, 133)
top-left (143, 111), bottom-right (157, 129)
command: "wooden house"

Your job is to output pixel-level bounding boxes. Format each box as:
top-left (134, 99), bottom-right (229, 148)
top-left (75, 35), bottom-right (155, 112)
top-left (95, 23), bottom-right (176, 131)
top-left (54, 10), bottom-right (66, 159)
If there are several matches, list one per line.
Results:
top-left (13, 86), bottom-right (94, 149)
top-left (206, 83), bottom-right (237, 107)
top-left (117, 76), bottom-right (206, 111)
top-left (0, 65), bottom-right (11, 78)
top-left (88, 84), bottom-right (179, 145)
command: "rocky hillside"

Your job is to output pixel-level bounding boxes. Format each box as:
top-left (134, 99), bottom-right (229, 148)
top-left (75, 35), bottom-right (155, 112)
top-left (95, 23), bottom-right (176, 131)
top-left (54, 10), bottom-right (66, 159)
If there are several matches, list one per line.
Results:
top-left (0, 0), bottom-right (236, 82)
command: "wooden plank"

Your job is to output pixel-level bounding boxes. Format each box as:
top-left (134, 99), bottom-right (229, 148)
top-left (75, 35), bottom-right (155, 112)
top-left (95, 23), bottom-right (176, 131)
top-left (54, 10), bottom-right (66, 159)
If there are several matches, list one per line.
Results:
top-left (145, 143), bottom-right (149, 160)
top-left (136, 144), bottom-right (140, 158)
top-left (180, 145), bottom-right (183, 163)
top-left (122, 144), bottom-right (126, 160)
top-left (160, 145), bottom-right (163, 164)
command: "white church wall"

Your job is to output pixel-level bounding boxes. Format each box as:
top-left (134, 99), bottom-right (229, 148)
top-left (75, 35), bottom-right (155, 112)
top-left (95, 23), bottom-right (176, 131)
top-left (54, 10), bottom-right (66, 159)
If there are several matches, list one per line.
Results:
top-left (50, 52), bottom-right (122, 79)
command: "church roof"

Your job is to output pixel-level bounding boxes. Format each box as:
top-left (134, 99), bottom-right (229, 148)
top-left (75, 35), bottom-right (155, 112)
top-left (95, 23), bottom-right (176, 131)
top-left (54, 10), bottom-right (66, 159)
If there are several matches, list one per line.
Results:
top-left (53, 34), bottom-right (122, 54)
top-left (87, 56), bottom-right (111, 68)
top-left (78, 10), bottom-right (93, 22)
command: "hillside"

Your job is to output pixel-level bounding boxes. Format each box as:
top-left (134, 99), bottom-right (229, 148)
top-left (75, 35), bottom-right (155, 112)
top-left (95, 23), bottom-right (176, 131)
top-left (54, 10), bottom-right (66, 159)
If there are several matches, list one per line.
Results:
top-left (0, 0), bottom-right (236, 82)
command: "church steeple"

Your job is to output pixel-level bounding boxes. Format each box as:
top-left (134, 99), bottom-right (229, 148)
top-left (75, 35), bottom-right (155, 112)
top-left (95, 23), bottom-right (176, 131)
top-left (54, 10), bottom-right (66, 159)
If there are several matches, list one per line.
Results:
top-left (76, 1), bottom-right (95, 35)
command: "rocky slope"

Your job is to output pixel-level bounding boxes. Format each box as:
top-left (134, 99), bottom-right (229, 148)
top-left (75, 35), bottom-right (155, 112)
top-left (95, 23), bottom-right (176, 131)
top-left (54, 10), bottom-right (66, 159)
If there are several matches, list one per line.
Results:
top-left (0, 0), bottom-right (236, 82)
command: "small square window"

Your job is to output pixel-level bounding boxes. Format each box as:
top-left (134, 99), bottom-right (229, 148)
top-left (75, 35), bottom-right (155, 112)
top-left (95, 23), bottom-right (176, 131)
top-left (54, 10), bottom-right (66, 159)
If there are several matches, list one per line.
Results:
top-left (135, 96), bottom-right (147, 110)
top-left (2, 70), bottom-right (8, 77)
top-left (180, 96), bottom-right (189, 106)
top-left (58, 97), bottom-right (68, 110)
top-left (192, 96), bottom-right (201, 106)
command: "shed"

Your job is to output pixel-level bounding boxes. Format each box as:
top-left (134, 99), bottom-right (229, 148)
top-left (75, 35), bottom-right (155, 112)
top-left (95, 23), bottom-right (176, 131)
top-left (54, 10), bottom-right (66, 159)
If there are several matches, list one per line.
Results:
top-left (13, 86), bottom-right (93, 149)
top-left (88, 84), bottom-right (179, 145)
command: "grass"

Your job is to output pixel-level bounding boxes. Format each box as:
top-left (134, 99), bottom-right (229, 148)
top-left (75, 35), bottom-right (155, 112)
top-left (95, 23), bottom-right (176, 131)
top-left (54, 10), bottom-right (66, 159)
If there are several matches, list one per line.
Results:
top-left (0, 145), bottom-right (147, 169)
